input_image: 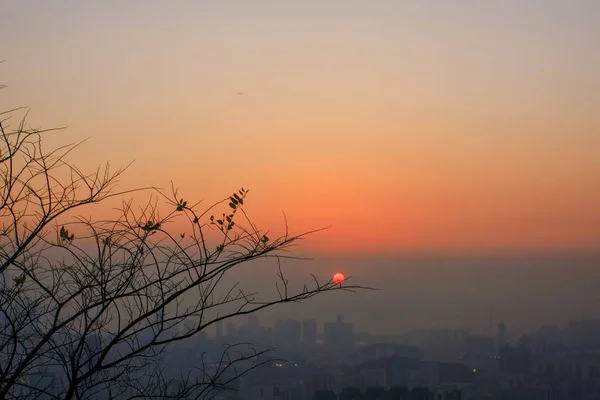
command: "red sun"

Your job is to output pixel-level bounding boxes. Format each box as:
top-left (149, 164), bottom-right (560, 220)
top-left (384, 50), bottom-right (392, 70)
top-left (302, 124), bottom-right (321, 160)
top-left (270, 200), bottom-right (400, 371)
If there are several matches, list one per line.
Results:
top-left (332, 272), bottom-right (345, 284)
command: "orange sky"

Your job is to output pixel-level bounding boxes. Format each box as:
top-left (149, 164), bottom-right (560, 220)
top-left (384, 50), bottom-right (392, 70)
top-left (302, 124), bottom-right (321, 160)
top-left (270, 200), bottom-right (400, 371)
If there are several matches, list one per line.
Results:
top-left (1, 1), bottom-right (599, 254)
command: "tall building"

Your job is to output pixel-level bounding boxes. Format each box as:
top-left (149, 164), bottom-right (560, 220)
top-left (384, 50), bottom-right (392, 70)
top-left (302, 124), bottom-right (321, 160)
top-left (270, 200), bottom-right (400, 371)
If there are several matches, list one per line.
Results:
top-left (324, 314), bottom-right (353, 349)
top-left (248, 315), bottom-right (259, 328)
top-left (274, 319), bottom-right (301, 347)
top-left (500, 340), bottom-right (532, 374)
top-left (284, 319), bottom-right (302, 346)
top-left (302, 319), bottom-right (317, 346)
top-left (216, 320), bottom-right (223, 340)
top-left (274, 319), bottom-right (284, 347)
top-left (226, 323), bottom-right (237, 339)
top-left (568, 319), bottom-right (600, 347)
top-left (242, 315), bottom-right (260, 340)
top-left (496, 322), bottom-right (507, 354)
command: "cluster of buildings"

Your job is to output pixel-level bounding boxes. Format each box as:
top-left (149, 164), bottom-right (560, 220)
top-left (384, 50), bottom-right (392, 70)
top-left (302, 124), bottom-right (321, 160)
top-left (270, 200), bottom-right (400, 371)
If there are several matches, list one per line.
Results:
top-left (216, 313), bottom-right (355, 350)
top-left (5, 311), bottom-right (600, 399)
top-left (213, 317), bottom-right (600, 400)
top-left (235, 353), bottom-right (473, 400)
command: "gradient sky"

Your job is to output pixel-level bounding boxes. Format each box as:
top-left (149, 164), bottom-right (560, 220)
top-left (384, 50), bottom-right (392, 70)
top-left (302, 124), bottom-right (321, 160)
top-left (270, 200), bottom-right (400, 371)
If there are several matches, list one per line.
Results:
top-left (2, 0), bottom-right (599, 254)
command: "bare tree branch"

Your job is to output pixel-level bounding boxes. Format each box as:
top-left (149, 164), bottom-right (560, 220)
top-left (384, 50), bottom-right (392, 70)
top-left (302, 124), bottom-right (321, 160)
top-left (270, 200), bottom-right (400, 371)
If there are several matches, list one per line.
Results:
top-left (0, 100), bottom-right (369, 399)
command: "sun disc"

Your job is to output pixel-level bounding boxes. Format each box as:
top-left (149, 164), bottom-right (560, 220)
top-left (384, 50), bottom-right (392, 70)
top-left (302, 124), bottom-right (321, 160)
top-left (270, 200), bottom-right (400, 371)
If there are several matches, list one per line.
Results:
top-left (333, 272), bottom-right (345, 283)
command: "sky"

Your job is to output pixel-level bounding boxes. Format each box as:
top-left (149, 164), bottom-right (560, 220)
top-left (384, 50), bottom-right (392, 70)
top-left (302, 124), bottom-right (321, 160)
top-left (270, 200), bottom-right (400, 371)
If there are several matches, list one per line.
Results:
top-left (250, 252), bottom-right (600, 334)
top-left (2, 1), bottom-right (599, 254)
top-left (2, 2), bottom-right (600, 333)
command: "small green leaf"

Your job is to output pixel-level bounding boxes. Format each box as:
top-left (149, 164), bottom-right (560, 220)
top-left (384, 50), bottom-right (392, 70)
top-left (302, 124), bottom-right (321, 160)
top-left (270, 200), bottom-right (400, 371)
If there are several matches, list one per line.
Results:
top-left (60, 226), bottom-right (74, 242)
top-left (180, 233), bottom-right (185, 238)
top-left (176, 199), bottom-right (188, 211)
top-left (229, 202), bottom-right (236, 209)
top-left (216, 220), bottom-right (223, 225)
top-left (193, 216), bottom-right (199, 224)
top-left (262, 235), bottom-right (269, 243)
top-left (141, 221), bottom-right (160, 232)
top-left (13, 273), bottom-right (26, 285)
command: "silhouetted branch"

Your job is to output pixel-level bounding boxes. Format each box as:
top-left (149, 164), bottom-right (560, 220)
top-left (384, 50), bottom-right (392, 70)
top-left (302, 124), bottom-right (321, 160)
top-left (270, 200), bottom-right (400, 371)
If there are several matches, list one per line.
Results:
top-left (0, 103), bottom-right (367, 399)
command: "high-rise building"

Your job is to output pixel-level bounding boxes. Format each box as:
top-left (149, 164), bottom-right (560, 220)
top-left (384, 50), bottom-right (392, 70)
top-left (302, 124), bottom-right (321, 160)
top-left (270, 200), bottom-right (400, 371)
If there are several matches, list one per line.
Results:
top-left (496, 322), bottom-right (507, 354)
top-left (236, 315), bottom-right (260, 340)
top-left (226, 323), bottom-right (237, 339)
top-left (248, 315), bottom-right (259, 328)
top-left (274, 318), bottom-right (301, 347)
top-left (302, 319), bottom-right (317, 346)
top-left (324, 314), bottom-right (353, 348)
top-left (274, 319), bottom-right (284, 346)
top-left (284, 319), bottom-right (302, 346)
top-left (568, 319), bottom-right (600, 347)
top-left (216, 320), bottom-right (223, 340)
top-left (500, 340), bottom-right (532, 374)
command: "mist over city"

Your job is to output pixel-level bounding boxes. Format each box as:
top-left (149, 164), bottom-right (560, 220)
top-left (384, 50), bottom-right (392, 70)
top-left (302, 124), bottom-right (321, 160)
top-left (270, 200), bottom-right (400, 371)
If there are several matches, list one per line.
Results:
top-left (1, 1), bottom-right (599, 399)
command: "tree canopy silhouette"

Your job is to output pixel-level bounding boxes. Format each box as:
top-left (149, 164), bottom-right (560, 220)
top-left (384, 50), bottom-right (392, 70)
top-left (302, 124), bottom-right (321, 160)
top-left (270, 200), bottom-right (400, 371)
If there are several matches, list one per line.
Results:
top-left (0, 80), bottom-right (362, 399)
